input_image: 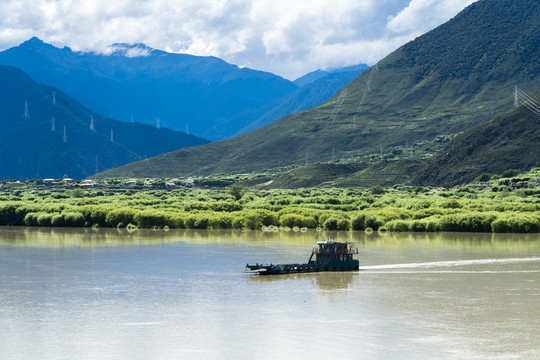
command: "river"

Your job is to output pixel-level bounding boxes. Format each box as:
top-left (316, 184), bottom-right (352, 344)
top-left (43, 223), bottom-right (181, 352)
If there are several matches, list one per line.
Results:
top-left (1, 227), bottom-right (539, 359)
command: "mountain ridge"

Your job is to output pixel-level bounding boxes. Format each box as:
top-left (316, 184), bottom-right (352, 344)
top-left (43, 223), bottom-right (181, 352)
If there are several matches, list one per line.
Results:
top-left (0, 37), bottom-right (298, 140)
top-left (95, 0), bottom-right (539, 180)
top-left (0, 65), bottom-right (208, 179)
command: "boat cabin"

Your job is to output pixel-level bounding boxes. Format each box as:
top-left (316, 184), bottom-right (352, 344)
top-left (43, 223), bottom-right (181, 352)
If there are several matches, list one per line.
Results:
top-left (309, 239), bottom-right (358, 266)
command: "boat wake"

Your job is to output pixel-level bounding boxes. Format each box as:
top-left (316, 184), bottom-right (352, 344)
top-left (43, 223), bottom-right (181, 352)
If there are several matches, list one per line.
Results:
top-left (359, 257), bottom-right (540, 271)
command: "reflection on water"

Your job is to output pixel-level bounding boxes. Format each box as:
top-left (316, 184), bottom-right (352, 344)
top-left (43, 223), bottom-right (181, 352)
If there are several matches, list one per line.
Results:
top-left (1, 227), bottom-right (540, 360)
top-left (247, 271), bottom-right (356, 292)
top-left (2, 226), bottom-right (540, 250)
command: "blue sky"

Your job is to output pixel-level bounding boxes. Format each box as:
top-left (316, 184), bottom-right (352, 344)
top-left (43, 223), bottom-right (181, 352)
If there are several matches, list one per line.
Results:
top-left (0, 0), bottom-right (478, 79)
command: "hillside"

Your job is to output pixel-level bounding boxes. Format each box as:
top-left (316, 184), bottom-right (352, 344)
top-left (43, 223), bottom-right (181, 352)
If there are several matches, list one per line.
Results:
top-left (0, 65), bottom-right (208, 179)
top-left (96, 0), bottom-right (540, 179)
top-left (0, 39), bottom-right (298, 140)
top-left (233, 64), bottom-right (370, 137)
top-left (413, 89), bottom-right (540, 187)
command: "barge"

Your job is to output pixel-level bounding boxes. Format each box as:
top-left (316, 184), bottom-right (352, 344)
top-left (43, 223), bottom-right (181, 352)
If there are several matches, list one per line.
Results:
top-left (245, 235), bottom-right (359, 275)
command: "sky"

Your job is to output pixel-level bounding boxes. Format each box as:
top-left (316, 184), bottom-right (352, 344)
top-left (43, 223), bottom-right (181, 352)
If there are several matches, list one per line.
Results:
top-left (0, 0), bottom-right (478, 80)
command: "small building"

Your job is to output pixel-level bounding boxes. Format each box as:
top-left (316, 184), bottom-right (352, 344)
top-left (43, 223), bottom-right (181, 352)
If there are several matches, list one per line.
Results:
top-left (508, 182), bottom-right (529, 190)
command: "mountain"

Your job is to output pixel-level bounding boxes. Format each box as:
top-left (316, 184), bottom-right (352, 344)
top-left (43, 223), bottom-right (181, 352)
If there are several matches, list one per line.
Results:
top-left (233, 64), bottom-right (370, 136)
top-left (293, 65), bottom-right (369, 87)
top-left (95, 0), bottom-right (540, 179)
top-left (0, 65), bottom-right (208, 179)
top-left (413, 89), bottom-right (540, 187)
top-left (0, 38), bottom-right (298, 140)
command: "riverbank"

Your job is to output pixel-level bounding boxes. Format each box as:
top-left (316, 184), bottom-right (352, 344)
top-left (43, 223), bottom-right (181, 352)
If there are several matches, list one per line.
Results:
top-left (1, 176), bottom-right (539, 233)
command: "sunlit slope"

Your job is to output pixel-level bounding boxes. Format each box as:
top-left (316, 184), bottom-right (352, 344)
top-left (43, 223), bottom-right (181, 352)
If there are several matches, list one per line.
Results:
top-left (414, 90), bottom-right (540, 187)
top-left (96, 0), bottom-right (540, 178)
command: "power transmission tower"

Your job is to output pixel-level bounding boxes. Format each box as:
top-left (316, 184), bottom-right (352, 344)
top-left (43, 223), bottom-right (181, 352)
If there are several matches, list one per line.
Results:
top-left (23, 100), bottom-right (30, 119)
top-left (156, 117), bottom-right (160, 129)
top-left (51, 117), bottom-right (56, 132)
top-left (514, 85), bottom-right (519, 108)
top-left (380, 145), bottom-right (383, 161)
top-left (90, 116), bottom-right (95, 131)
top-left (110, 129), bottom-right (114, 142)
top-left (51, 91), bottom-right (56, 105)
top-left (63, 125), bottom-right (67, 143)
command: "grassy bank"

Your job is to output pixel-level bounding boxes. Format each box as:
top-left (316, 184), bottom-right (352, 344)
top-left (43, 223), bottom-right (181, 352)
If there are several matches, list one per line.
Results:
top-left (1, 168), bottom-right (540, 233)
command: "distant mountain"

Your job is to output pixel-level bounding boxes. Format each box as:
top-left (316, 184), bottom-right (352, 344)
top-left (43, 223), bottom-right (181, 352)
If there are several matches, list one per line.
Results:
top-left (0, 38), bottom-right (298, 140)
top-left (413, 89), bottom-right (540, 187)
top-left (233, 64), bottom-right (370, 136)
top-left (96, 0), bottom-right (540, 179)
top-left (0, 65), bottom-right (208, 179)
top-left (293, 64), bottom-right (369, 87)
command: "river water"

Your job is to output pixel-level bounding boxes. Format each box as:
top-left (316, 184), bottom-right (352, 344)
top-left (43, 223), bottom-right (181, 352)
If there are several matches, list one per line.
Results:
top-left (1, 227), bottom-right (539, 360)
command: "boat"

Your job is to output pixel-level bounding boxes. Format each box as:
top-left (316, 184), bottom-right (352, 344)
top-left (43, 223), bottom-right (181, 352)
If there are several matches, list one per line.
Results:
top-left (245, 234), bottom-right (359, 275)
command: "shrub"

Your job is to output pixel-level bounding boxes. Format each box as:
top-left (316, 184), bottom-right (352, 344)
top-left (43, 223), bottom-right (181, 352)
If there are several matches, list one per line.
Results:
top-left (324, 218), bottom-right (338, 230)
top-left (24, 212), bottom-right (39, 226)
top-left (385, 220), bottom-right (411, 232)
top-left (0, 204), bottom-right (19, 225)
top-left (168, 214), bottom-right (185, 229)
top-left (62, 212), bottom-right (85, 227)
top-left (440, 199), bottom-right (461, 209)
top-left (244, 213), bottom-right (263, 230)
top-left (134, 210), bottom-right (173, 228)
top-left (208, 214), bottom-right (234, 229)
top-left (364, 215), bottom-right (384, 231)
top-left (106, 208), bottom-right (137, 227)
top-left (51, 214), bottom-right (64, 227)
top-left (232, 216), bottom-right (245, 229)
top-left (351, 214), bottom-right (366, 230)
top-left (336, 218), bottom-right (350, 231)
top-left (184, 214), bottom-right (209, 229)
top-left (280, 214), bottom-right (318, 228)
top-left (501, 169), bottom-right (520, 178)
top-left (491, 214), bottom-right (540, 233)
top-left (475, 173), bottom-right (492, 182)
top-left (437, 212), bottom-right (497, 232)
top-left (37, 212), bottom-right (54, 227)
top-left (211, 201), bottom-right (243, 212)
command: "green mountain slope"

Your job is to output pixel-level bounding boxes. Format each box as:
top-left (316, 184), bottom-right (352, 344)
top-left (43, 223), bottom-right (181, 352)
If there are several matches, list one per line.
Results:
top-left (96, 0), bottom-right (540, 179)
top-left (413, 90), bottom-right (540, 187)
top-left (0, 65), bottom-right (208, 179)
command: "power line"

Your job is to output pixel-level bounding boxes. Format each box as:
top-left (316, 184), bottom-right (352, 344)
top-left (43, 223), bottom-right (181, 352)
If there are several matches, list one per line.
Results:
top-left (327, 88), bottom-right (348, 128)
top-left (515, 87), bottom-right (540, 116)
top-left (352, 65), bottom-right (377, 129)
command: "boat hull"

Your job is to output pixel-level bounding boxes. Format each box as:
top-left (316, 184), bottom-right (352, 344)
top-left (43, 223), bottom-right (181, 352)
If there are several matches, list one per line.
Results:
top-left (245, 260), bottom-right (359, 275)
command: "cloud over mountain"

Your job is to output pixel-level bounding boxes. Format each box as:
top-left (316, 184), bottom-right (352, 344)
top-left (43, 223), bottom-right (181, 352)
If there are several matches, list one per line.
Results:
top-left (0, 0), bottom-right (477, 79)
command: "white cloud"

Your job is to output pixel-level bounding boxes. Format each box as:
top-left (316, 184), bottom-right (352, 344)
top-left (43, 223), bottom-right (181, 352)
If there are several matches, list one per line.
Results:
top-left (387, 0), bottom-right (478, 34)
top-left (0, 0), bottom-right (478, 80)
